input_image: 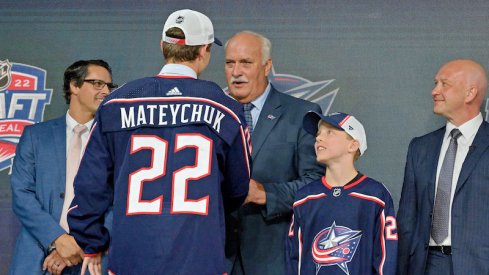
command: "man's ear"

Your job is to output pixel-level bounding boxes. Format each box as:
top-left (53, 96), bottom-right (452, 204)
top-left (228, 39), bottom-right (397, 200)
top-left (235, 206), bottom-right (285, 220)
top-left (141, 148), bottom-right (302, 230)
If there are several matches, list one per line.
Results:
top-left (465, 86), bottom-right (478, 103)
top-left (264, 59), bottom-right (272, 76)
top-left (198, 45), bottom-right (209, 59)
top-left (70, 80), bottom-right (80, 96)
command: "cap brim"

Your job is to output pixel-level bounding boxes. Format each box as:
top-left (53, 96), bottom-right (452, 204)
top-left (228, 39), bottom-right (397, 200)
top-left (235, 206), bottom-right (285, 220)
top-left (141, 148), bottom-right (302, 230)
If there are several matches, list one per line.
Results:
top-left (303, 111), bottom-right (343, 136)
top-left (303, 111), bottom-right (322, 135)
top-left (214, 37), bottom-right (222, 46)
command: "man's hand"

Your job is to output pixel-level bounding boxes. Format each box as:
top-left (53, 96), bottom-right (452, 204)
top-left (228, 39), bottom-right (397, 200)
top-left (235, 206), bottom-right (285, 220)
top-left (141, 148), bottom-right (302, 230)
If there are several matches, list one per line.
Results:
top-left (81, 253), bottom-right (102, 275)
top-left (244, 179), bottom-right (267, 205)
top-left (53, 234), bottom-right (83, 265)
top-left (42, 250), bottom-right (67, 275)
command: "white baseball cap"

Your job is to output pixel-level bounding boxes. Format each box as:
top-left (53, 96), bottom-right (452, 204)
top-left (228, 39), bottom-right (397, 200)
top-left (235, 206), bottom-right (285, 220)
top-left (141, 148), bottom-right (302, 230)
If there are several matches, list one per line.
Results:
top-left (303, 111), bottom-right (368, 156)
top-left (162, 9), bottom-right (222, 46)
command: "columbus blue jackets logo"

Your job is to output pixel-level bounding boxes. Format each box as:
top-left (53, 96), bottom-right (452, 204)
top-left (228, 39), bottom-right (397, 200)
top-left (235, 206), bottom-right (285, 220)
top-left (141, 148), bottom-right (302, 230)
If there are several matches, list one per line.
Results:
top-left (225, 66), bottom-right (339, 114)
top-left (312, 222), bottom-right (362, 275)
top-left (0, 60), bottom-right (52, 172)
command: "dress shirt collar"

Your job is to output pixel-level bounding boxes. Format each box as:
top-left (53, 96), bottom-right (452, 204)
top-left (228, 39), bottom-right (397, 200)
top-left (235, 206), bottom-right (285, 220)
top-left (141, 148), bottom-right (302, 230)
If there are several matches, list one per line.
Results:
top-left (249, 82), bottom-right (271, 112)
top-left (66, 110), bottom-right (94, 131)
top-left (444, 113), bottom-right (483, 145)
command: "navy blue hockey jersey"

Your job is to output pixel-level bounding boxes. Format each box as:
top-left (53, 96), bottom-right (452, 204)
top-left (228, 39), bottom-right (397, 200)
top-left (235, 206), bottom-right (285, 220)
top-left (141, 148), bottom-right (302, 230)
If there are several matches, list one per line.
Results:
top-left (68, 75), bottom-right (251, 274)
top-left (286, 175), bottom-right (397, 275)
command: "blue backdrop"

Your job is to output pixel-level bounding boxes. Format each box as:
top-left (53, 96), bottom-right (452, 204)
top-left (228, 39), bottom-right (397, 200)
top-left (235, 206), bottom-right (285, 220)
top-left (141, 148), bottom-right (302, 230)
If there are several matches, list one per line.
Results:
top-left (1, 0), bottom-right (489, 272)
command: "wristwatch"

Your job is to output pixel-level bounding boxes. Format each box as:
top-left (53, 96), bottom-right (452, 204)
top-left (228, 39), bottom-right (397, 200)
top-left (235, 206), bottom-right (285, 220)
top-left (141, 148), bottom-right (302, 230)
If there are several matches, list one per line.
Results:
top-left (47, 243), bottom-right (56, 254)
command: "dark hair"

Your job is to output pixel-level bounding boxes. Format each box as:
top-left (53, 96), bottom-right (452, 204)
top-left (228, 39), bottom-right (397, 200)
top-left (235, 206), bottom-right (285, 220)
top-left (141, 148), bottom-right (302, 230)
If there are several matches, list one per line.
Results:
top-left (63, 59), bottom-right (112, 104)
top-left (162, 27), bottom-right (208, 62)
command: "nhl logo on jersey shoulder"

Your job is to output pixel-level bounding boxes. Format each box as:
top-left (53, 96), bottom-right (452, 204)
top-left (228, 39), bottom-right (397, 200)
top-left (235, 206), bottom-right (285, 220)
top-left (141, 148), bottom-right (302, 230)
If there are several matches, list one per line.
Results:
top-left (333, 188), bottom-right (341, 197)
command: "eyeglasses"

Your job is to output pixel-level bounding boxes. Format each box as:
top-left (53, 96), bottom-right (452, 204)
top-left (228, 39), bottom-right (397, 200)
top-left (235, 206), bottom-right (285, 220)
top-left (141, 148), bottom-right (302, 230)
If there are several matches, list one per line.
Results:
top-left (83, 79), bottom-right (118, 90)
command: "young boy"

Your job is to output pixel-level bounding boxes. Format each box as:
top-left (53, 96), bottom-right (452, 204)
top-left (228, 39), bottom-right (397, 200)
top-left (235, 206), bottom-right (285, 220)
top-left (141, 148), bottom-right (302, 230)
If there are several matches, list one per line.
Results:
top-left (286, 111), bottom-right (397, 275)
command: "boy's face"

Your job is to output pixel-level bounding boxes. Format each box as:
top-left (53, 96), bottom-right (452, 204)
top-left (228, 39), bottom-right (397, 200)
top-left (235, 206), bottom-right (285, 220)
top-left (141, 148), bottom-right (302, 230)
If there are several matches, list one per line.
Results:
top-left (315, 121), bottom-right (358, 164)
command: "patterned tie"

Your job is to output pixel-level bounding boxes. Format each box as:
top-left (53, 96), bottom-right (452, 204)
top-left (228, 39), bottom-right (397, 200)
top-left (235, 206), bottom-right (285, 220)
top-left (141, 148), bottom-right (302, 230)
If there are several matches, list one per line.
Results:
top-left (431, 128), bottom-right (462, 244)
top-left (243, 103), bottom-right (254, 135)
top-left (60, 124), bottom-right (88, 232)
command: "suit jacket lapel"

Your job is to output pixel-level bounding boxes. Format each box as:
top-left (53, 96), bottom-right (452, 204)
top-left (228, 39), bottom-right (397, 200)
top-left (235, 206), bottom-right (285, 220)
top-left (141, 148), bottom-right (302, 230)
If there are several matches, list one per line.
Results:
top-left (428, 128), bottom-right (445, 206)
top-left (251, 88), bottom-right (282, 159)
top-left (455, 121), bottom-right (489, 195)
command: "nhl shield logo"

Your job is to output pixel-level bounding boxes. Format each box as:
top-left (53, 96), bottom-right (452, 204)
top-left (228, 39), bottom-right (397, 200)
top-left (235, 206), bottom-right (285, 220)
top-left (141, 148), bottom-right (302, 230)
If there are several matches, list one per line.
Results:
top-left (0, 60), bottom-right (52, 172)
top-left (0, 60), bottom-right (12, 91)
top-left (333, 188), bottom-right (342, 197)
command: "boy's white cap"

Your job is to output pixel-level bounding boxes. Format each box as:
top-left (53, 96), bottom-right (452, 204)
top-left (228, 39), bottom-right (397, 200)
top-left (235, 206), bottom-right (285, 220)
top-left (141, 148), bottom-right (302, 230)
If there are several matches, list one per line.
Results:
top-left (303, 111), bottom-right (368, 156)
top-left (162, 9), bottom-right (222, 46)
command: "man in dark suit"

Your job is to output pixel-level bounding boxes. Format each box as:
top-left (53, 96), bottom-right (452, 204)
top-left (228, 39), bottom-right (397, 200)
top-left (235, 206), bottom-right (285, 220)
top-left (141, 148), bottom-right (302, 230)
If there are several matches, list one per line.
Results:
top-left (397, 59), bottom-right (489, 274)
top-left (10, 60), bottom-right (115, 275)
top-left (224, 31), bottom-right (324, 275)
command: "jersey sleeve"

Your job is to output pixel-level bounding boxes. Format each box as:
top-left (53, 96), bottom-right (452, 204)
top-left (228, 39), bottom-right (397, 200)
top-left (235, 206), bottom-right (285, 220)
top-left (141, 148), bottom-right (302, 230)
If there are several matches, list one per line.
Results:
top-left (221, 124), bottom-right (251, 213)
top-left (67, 113), bottom-right (114, 255)
top-left (285, 207), bottom-right (301, 275)
top-left (373, 192), bottom-right (398, 275)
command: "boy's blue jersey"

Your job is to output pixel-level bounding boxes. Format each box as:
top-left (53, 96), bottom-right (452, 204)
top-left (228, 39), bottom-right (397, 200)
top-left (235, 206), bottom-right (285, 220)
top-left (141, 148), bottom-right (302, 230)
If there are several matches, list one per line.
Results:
top-left (68, 76), bottom-right (251, 274)
top-left (286, 175), bottom-right (397, 275)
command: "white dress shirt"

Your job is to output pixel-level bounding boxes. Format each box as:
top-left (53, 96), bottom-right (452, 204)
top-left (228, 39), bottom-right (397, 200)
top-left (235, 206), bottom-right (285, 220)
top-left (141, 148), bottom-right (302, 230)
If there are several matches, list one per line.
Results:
top-left (430, 113), bottom-right (483, 245)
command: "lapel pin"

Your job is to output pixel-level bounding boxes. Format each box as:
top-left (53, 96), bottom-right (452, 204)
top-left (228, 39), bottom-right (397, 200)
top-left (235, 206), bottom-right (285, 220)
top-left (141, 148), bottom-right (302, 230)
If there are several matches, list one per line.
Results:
top-left (267, 114), bottom-right (276, 120)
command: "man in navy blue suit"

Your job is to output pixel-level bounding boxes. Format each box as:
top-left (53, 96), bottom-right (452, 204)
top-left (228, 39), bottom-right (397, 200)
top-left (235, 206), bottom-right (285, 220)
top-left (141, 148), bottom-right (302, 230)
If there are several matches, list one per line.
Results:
top-left (10, 60), bottom-right (115, 275)
top-left (224, 31), bottom-right (324, 275)
top-left (397, 59), bottom-right (489, 274)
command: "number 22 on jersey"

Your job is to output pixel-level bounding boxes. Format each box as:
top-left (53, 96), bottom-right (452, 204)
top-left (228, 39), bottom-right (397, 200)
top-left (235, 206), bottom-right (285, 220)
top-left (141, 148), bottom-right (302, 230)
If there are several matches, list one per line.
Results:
top-left (126, 134), bottom-right (212, 216)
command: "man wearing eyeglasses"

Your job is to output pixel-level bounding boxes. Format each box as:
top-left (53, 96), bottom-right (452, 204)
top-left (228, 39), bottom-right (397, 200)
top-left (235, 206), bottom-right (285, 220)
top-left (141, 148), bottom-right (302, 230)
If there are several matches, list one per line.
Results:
top-left (10, 60), bottom-right (116, 275)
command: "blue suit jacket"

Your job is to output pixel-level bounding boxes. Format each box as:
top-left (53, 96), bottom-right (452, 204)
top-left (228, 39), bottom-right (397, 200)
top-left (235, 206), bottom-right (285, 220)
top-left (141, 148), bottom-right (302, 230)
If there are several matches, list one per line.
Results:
top-left (226, 86), bottom-right (324, 275)
top-left (397, 121), bottom-right (489, 274)
top-left (9, 115), bottom-right (111, 274)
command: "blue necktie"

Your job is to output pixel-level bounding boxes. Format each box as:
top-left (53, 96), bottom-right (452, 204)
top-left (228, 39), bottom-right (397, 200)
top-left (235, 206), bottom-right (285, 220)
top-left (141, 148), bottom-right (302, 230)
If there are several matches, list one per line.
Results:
top-left (432, 128), bottom-right (462, 244)
top-left (243, 103), bottom-right (254, 135)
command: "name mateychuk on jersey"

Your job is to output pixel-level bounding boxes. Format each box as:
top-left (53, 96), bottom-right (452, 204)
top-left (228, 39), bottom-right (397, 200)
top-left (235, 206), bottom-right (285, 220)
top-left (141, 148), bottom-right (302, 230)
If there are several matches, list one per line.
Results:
top-left (106, 97), bottom-right (231, 134)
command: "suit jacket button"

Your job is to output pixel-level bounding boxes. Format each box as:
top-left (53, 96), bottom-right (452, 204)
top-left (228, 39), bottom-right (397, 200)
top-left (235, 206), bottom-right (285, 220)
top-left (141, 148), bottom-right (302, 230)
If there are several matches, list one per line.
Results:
top-left (60, 192), bottom-right (65, 199)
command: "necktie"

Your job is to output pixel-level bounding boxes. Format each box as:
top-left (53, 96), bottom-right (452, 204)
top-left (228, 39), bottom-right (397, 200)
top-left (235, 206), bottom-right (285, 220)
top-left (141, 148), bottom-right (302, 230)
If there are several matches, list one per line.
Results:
top-left (431, 128), bottom-right (462, 244)
top-left (243, 103), bottom-right (254, 134)
top-left (60, 124), bottom-right (88, 232)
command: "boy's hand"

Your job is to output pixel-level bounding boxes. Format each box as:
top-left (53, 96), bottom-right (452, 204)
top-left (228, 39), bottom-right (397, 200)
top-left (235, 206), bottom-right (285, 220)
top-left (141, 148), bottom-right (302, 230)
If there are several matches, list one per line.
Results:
top-left (81, 253), bottom-right (102, 275)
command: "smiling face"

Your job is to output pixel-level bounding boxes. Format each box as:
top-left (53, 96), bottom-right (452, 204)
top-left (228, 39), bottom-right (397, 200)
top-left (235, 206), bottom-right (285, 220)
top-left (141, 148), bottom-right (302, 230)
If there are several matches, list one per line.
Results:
top-left (432, 62), bottom-right (468, 122)
top-left (315, 121), bottom-right (358, 164)
top-left (70, 64), bottom-right (112, 117)
top-left (225, 32), bottom-right (272, 103)
top-left (431, 59), bottom-right (489, 126)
